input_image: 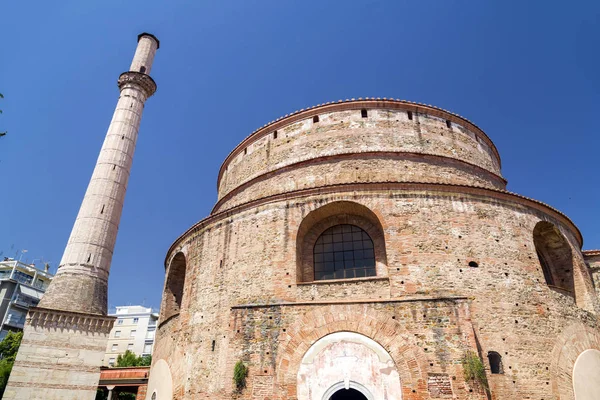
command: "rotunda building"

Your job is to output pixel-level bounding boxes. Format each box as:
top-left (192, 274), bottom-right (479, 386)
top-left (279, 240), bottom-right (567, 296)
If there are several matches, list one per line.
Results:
top-left (147, 99), bottom-right (600, 400)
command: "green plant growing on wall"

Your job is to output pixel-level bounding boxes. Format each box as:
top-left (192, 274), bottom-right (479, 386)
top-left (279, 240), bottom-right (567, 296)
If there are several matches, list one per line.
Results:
top-left (233, 360), bottom-right (248, 391)
top-left (462, 350), bottom-right (489, 392)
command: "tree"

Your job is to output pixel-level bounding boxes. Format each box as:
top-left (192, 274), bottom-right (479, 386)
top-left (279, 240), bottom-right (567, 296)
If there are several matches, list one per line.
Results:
top-left (0, 331), bottom-right (23, 396)
top-left (115, 350), bottom-right (152, 367)
top-left (116, 350), bottom-right (138, 367)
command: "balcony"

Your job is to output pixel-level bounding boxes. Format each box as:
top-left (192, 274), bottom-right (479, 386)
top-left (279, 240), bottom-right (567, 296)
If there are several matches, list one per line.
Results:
top-left (5, 315), bottom-right (26, 329)
top-left (12, 295), bottom-right (39, 309)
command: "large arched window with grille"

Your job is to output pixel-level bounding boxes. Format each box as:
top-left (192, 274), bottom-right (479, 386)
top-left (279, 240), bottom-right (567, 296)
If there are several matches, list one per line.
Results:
top-left (313, 224), bottom-right (376, 280)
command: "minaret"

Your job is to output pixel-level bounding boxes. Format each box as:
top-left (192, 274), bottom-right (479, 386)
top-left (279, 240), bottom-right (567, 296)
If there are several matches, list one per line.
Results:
top-left (4, 33), bottom-right (159, 400)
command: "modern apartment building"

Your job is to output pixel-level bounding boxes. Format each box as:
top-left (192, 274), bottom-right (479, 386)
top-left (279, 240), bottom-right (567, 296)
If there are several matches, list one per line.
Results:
top-left (0, 258), bottom-right (54, 339)
top-left (103, 305), bottom-right (159, 367)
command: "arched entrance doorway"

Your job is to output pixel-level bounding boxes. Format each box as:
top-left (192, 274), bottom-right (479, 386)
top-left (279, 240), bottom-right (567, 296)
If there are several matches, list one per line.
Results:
top-left (297, 332), bottom-right (401, 400)
top-left (330, 388), bottom-right (367, 400)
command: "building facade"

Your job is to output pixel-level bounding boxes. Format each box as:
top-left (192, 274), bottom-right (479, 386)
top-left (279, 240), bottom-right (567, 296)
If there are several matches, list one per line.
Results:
top-left (0, 259), bottom-right (53, 339)
top-left (147, 99), bottom-right (600, 400)
top-left (104, 306), bottom-right (159, 367)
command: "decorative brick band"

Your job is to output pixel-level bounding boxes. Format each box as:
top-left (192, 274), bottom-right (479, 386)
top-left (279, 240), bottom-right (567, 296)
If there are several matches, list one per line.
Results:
top-left (231, 295), bottom-right (469, 309)
top-left (166, 181), bottom-right (582, 266)
top-left (6, 381), bottom-right (97, 391)
top-left (27, 307), bottom-right (115, 334)
top-left (213, 151), bottom-right (507, 213)
top-left (13, 361), bottom-right (100, 373)
top-left (118, 71), bottom-right (157, 97)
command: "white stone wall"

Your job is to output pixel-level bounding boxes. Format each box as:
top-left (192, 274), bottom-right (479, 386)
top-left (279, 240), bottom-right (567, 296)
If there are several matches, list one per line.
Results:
top-left (130, 35), bottom-right (158, 74)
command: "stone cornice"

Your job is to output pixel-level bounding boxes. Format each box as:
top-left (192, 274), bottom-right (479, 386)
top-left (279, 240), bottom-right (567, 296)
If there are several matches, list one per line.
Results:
top-left (118, 71), bottom-right (157, 97)
top-left (27, 307), bottom-right (116, 334)
top-left (231, 295), bottom-right (470, 309)
top-left (165, 181), bottom-right (583, 267)
top-left (213, 151), bottom-right (508, 213)
top-left (217, 98), bottom-right (501, 188)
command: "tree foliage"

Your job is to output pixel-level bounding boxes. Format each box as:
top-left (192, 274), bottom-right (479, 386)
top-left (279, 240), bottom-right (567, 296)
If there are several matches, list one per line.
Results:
top-left (115, 350), bottom-right (152, 367)
top-left (0, 331), bottom-right (23, 396)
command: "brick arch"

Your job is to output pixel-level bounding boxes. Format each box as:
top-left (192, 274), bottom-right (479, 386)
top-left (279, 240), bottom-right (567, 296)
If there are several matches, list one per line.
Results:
top-left (533, 221), bottom-right (597, 312)
top-left (295, 201), bottom-right (388, 282)
top-left (275, 304), bottom-right (428, 398)
top-left (550, 322), bottom-right (600, 400)
top-left (161, 251), bottom-right (187, 322)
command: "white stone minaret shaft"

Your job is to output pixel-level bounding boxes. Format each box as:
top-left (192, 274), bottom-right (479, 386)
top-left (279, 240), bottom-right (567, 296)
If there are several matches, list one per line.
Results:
top-left (4, 33), bottom-right (159, 400)
top-left (39, 33), bottom-right (159, 315)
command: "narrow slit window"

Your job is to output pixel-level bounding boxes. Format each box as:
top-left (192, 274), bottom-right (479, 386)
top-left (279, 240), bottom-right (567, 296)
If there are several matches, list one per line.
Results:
top-left (361, 109), bottom-right (368, 118)
top-left (313, 115), bottom-right (320, 123)
top-left (407, 111), bottom-right (413, 120)
top-left (273, 130), bottom-right (278, 139)
top-left (488, 351), bottom-right (503, 374)
top-left (100, 205), bottom-right (105, 215)
top-left (87, 254), bottom-right (91, 263)
top-left (211, 340), bottom-right (216, 351)
top-left (244, 147), bottom-right (247, 155)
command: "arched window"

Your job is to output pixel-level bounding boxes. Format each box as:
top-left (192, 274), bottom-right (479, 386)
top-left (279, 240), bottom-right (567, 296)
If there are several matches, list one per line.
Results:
top-left (140, 66), bottom-right (146, 73)
top-left (533, 221), bottom-right (575, 295)
top-left (487, 351), bottom-right (503, 374)
top-left (162, 252), bottom-right (187, 321)
top-left (314, 224), bottom-right (376, 280)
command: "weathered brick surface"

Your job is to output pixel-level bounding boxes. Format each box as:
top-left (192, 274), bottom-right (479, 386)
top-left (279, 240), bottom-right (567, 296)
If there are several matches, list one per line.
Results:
top-left (216, 107), bottom-right (504, 212)
top-left (151, 101), bottom-right (599, 400)
top-left (4, 308), bottom-right (114, 400)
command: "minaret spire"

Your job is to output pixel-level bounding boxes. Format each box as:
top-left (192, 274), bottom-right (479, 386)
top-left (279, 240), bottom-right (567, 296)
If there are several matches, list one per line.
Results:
top-left (4, 33), bottom-right (159, 400)
top-left (37, 32), bottom-right (159, 315)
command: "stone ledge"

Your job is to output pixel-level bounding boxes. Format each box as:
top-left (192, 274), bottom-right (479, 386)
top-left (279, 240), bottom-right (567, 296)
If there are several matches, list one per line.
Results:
top-left (27, 307), bottom-right (115, 334)
top-left (231, 295), bottom-right (469, 309)
top-left (297, 276), bottom-right (389, 286)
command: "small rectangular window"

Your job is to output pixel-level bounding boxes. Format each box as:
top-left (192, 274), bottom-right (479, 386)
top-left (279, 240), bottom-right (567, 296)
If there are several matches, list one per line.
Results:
top-left (117, 319), bottom-right (123, 325)
top-left (273, 131), bottom-right (278, 139)
top-left (128, 343), bottom-right (134, 350)
top-left (407, 111), bottom-right (413, 120)
top-left (111, 344), bottom-right (118, 351)
top-left (361, 109), bottom-right (368, 118)
top-left (115, 331), bottom-right (121, 338)
top-left (212, 340), bottom-right (216, 351)
top-left (130, 330), bottom-right (136, 338)
top-left (108, 358), bottom-right (115, 366)
top-left (244, 147), bottom-right (247, 155)
top-left (313, 115), bottom-right (320, 123)
top-left (446, 120), bottom-right (452, 128)
top-left (133, 317), bottom-right (139, 324)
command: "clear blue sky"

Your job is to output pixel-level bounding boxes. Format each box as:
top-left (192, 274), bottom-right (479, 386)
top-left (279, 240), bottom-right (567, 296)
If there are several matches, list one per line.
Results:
top-left (1, 1), bottom-right (598, 310)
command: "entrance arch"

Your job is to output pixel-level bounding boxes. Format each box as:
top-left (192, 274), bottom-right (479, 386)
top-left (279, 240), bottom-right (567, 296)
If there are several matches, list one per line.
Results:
top-left (297, 332), bottom-right (402, 400)
top-left (330, 388), bottom-right (368, 400)
top-left (573, 349), bottom-right (600, 399)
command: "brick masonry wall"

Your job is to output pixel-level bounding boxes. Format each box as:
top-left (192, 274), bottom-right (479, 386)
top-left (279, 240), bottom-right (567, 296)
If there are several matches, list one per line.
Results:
top-left (217, 108), bottom-right (503, 204)
top-left (584, 252), bottom-right (600, 299)
top-left (152, 188), bottom-right (599, 400)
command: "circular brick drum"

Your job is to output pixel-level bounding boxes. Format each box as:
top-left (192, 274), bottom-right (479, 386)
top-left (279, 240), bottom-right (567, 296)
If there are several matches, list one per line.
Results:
top-left (149, 99), bottom-right (600, 400)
